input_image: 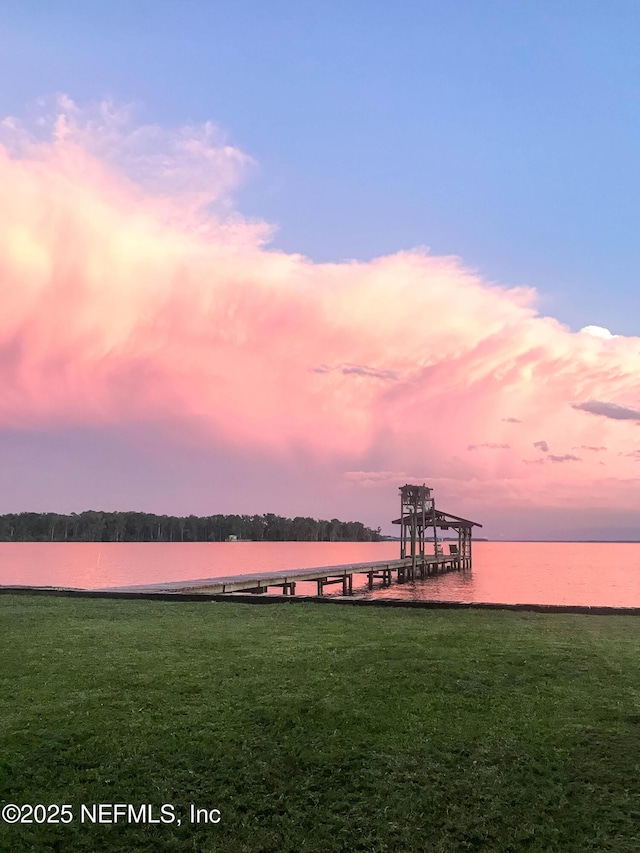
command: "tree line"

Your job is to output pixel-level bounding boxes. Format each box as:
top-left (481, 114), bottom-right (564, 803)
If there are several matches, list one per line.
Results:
top-left (0, 511), bottom-right (383, 543)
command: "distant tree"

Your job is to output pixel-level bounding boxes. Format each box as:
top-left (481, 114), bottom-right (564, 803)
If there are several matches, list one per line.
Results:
top-left (0, 510), bottom-right (383, 543)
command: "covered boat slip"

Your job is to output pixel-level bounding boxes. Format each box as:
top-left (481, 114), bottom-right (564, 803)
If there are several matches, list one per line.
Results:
top-left (394, 483), bottom-right (481, 575)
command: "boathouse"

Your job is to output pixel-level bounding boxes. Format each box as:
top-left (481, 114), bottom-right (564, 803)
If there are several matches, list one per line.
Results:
top-left (391, 483), bottom-right (482, 581)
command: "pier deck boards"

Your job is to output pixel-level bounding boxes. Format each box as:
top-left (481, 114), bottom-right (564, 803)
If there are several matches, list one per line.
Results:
top-left (102, 554), bottom-right (464, 596)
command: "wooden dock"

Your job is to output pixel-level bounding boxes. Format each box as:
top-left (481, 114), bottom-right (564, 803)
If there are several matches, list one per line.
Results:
top-left (105, 552), bottom-right (465, 597)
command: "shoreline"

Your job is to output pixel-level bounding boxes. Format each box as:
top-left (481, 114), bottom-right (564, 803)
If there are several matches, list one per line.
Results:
top-left (3, 584), bottom-right (640, 615)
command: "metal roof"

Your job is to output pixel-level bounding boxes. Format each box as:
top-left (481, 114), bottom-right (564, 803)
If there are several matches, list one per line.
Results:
top-left (392, 509), bottom-right (482, 529)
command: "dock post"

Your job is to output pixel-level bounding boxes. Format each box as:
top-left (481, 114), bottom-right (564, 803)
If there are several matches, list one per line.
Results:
top-left (400, 489), bottom-right (406, 559)
top-left (411, 511), bottom-right (417, 580)
top-left (342, 575), bottom-right (348, 595)
top-left (317, 580), bottom-right (323, 596)
top-left (431, 498), bottom-right (438, 567)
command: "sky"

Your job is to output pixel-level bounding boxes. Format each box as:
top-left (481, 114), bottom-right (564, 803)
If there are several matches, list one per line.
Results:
top-left (1, 1), bottom-right (640, 539)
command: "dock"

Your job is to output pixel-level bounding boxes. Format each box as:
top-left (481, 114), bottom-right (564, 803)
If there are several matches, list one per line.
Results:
top-left (104, 551), bottom-right (464, 597)
top-left (101, 483), bottom-right (482, 598)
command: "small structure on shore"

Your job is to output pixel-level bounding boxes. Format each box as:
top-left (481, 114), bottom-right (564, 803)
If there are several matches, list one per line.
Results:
top-left (392, 484), bottom-right (481, 581)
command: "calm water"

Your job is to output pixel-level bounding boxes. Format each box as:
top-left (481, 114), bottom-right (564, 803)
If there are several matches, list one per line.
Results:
top-left (2, 541), bottom-right (640, 606)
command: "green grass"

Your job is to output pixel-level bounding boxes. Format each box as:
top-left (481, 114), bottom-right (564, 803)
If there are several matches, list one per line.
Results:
top-left (2, 597), bottom-right (640, 852)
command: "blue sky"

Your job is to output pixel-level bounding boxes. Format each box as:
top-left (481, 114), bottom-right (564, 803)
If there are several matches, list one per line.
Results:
top-left (2, 1), bottom-right (639, 336)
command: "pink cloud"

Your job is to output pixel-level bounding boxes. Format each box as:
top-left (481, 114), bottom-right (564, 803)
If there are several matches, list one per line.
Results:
top-left (0, 95), bottom-right (255, 217)
top-left (2, 97), bottom-right (640, 522)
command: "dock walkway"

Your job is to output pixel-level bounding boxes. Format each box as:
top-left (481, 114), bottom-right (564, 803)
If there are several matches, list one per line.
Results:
top-left (104, 553), bottom-right (463, 596)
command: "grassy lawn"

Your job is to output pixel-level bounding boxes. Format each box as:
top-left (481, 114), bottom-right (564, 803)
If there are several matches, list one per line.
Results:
top-left (2, 597), bottom-right (640, 852)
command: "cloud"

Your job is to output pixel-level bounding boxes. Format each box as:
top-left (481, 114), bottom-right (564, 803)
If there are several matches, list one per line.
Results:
top-left (533, 440), bottom-right (549, 452)
top-left (310, 363), bottom-right (398, 380)
top-left (573, 445), bottom-right (606, 452)
top-left (341, 364), bottom-right (398, 380)
top-left (579, 325), bottom-right (618, 339)
top-left (0, 94), bottom-right (255, 217)
top-left (2, 96), bottom-right (640, 520)
top-left (572, 401), bottom-right (640, 423)
top-left (524, 452), bottom-right (581, 464)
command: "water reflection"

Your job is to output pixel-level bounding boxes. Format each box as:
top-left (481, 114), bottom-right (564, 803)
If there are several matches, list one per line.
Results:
top-left (1, 541), bottom-right (640, 607)
top-left (0, 541), bottom-right (398, 590)
top-left (365, 542), bottom-right (640, 607)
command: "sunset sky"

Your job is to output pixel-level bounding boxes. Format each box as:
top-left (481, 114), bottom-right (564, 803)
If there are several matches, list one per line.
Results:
top-left (1, 2), bottom-right (640, 539)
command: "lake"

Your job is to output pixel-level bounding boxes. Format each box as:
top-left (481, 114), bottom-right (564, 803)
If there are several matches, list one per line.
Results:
top-left (1, 541), bottom-right (640, 606)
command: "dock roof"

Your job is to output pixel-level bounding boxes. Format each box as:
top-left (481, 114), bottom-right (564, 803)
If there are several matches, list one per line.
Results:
top-left (392, 509), bottom-right (482, 529)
